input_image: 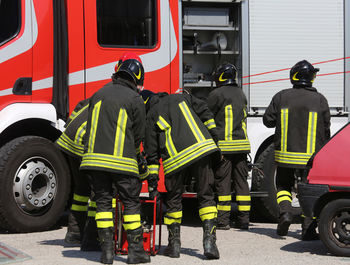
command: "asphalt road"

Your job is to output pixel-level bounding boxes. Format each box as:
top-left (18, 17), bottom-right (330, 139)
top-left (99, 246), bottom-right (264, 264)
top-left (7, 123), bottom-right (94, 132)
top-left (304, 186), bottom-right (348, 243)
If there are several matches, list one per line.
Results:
top-left (1, 220), bottom-right (349, 265)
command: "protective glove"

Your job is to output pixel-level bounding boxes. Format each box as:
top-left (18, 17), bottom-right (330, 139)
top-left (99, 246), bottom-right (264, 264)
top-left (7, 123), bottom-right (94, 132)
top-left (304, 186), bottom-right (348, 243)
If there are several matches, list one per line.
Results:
top-left (137, 152), bottom-right (149, 180)
top-left (148, 174), bottom-right (160, 200)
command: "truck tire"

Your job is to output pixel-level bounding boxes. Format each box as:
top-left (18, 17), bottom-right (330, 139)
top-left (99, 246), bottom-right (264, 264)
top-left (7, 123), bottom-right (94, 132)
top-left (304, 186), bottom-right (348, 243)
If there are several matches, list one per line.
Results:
top-left (251, 143), bottom-right (301, 222)
top-left (0, 136), bottom-right (71, 232)
top-left (318, 199), bottom-right (350, 257)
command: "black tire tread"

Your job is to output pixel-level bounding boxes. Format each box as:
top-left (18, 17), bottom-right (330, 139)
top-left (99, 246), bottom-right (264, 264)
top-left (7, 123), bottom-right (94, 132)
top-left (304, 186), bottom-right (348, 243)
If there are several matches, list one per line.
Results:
top-left (0, 136), bottom-right (70, 232)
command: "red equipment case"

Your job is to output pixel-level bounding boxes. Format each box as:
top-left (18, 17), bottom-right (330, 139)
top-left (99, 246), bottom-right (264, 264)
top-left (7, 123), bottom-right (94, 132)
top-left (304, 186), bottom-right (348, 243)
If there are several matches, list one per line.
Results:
top-left (114, 196), bottom-right (162, 255)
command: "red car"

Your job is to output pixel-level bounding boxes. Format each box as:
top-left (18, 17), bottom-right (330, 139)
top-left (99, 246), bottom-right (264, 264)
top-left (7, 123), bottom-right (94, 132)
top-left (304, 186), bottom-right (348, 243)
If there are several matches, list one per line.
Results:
top-left (298, 122), bottom-right (350, 257)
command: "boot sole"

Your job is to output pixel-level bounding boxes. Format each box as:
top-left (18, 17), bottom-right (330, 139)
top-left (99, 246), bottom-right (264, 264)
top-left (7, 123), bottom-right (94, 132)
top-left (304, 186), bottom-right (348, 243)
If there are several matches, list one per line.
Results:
top-left (127, 257), bottom-right (150, 264)
top-left (204, 252), bottom-right (220, 260)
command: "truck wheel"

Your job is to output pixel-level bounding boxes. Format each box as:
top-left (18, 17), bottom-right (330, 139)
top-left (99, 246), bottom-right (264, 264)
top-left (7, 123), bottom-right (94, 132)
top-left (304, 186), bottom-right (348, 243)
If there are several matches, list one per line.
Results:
top-left (0, 136), bottom-right (71, 232)
top-left (318, 199), bottom-right (350, 257)
top-left (251, 143), bottom-right (301, 222)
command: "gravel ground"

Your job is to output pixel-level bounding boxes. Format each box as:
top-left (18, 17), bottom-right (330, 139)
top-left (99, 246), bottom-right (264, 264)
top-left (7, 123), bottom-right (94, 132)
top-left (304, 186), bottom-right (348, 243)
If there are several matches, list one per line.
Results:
top-left (1, 222), bottom-right (349, 265)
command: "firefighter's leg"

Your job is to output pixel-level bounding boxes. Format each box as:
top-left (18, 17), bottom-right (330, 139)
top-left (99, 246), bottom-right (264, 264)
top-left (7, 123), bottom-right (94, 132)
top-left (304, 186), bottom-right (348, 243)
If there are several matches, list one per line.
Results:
top-left (116, 175), bottom-right (150, 264)
top-left (65, 157), bottom-right (91, 244)
top-left (231, 154), bottom-right (251, 230)
top-left (213, 158), bottom-right (232, 230)
top-left (163, 172), bottom-right (184, 258)
top-left (90, 171), bottom-right (115, 264)
top-left (276, 167), bottom-right (294, 236)
top-left (191, 157), bottom-right (219, 260)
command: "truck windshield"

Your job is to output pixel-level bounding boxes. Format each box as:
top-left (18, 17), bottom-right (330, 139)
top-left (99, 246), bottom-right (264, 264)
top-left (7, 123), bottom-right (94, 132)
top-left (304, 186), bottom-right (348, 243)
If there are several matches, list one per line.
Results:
top-left (0, 0), bottom-right (20, 45)
top-left (96, 0), bottom-right (157, 48)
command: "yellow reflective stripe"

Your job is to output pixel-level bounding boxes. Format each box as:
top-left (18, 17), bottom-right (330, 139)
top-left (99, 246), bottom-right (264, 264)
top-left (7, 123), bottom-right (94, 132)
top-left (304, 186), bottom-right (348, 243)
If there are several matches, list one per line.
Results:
top-left (81, 153), bottom-right (138, 174)
top-left (97, 221), bottom-right (114, 228)
top-left (112, 198), bottom-right (116, 208)
top-left (73, 194), bottom-right (90, 203)
top-left (275, 150), bottom-right (311, 165)
top-left (225, 105), bottom-right (233, 141)
top-left (200, 213), bottom-right (217, 221)
top-left (218, 139), bottom-right (251, 152)
top-left (218, 195), bottom-right (232, 202)
top-left (307, 112), bottom-right (317, 154)
top-left (89, 201), bottom-right (97, 208)
top-left (88, 100), bottom-right (102, 153)
top-left (199, 206), bottom-right (218, 216)
top-left (114, 109), bottom-right (128, 157)
top-left (204, 119), bottom-right (216, 130)
top-left (88, 211), bottom-right (96, 217)
top-left (163, 139), bottom-right (217, 175)
top-left (75, 121), bottom-right (87, 146)
top-left (217, 205), bottom-right (231, 211)
top-left (56, 133), bottom-right (84, 156)
top-left (179, 101), bottom-right (205, 142)
top-left (277, 196), bottom-right (292, 204)
top-left (157, 116), bottom-right (177, 156)
top-left (71, 204), bottom-right (88, 211)
top-left (123, 222), bottom-right (141, 230)
top-left (277, 190), bottom-right (292, 198)
top-left (281, 108), bottom-right (288, 152)
top-left (238, 205), bottom-right (251, 211)
top-left (167, 211), bottom-right (183, 219)
top-left (140, 169), bottom-right (149, 180)
top-left (242, 108), bottom-right (248, 138)
top-left (67, 104), bottom-right (89, 128)
top-left (96, 212), bottom-right (113, 220)
top-left (164, 217), bottom-right (182, 225)
top-left (148, 165), bottom-right (159, 175)
top-left (236, 195), bottom-right (251, 202)
top-left (124, 214), bottom-right (141, 222)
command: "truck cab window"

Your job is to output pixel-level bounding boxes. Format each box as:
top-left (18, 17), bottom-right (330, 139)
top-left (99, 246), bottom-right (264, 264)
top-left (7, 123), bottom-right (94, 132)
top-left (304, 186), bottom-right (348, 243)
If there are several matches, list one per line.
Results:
top-left (96, 0), bottom-right (157, 48)
top-left (0, 0), bottom-right (20, 45)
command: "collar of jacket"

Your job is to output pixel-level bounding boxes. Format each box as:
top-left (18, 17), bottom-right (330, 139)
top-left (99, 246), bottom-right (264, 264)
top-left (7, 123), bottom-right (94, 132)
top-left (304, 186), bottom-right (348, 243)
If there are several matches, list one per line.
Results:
top-left (292, 85), bottom-right (317, 92)
top-left (114, 78), bottom-right (138, 92)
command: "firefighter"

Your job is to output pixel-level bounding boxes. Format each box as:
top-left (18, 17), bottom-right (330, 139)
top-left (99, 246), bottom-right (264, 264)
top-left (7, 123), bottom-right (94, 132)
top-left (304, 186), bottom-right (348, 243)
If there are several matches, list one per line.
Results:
top-left (263, 60), bottom-right (331, 239)
top-left (141, 90), bottom-right (221, 260)
top-left (56, 99), bottom-right (91, 244)
top-left (80, 57), bottom-right (150, 264)
top-left (56, 52), bottom-right (145, 251)
top-left (207, 62), bottom-right (251, 230)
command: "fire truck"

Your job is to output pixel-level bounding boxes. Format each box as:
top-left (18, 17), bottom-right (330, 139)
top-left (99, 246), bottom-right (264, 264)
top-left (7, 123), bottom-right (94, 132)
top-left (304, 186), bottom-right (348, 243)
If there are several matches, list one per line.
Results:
top-left (0, 0), bottom-right (349, 232)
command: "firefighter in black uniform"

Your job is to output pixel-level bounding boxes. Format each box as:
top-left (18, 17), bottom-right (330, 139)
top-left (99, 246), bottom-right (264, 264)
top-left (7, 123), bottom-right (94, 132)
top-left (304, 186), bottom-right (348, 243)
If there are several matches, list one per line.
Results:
top-left (142, 90), bottom-right (221, 260)
top-left (207, 63), bottom-right (251, 230)
top-left (80, 58), bottom-right (150, 264)
top-left (56, 99), bottom-right (91, 244)
top-left (263, 60), bottom-right (331, 239)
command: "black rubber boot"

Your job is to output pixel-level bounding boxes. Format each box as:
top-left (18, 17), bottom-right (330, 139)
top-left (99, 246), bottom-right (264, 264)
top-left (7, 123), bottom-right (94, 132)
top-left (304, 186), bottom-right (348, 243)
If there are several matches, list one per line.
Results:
top-left (234, 212), bottom-right (249, 230)
top-left (301, 216), bottom-right (319, 241)
top-left (81, 217), bottom-right (101, 251)
top-left (163, 223), bottom-right (181, 258)
top-left (65, 211), bottom-right (87, 244)
top-left (98, 227), bottom-right (115, 264)
top-left (126, 227), bottom-right (150, 264)
top-left (277, 212), bottom-right (293, 236)
top-left (202, 219), bottom-right (220, 259)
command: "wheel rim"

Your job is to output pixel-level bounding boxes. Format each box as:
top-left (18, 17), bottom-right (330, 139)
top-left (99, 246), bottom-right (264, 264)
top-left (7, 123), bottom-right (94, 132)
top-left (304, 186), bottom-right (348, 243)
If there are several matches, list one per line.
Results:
top-left (13, 156), bottom-right (57, 215)
top-left (329, 207), bottom-right (350, 248)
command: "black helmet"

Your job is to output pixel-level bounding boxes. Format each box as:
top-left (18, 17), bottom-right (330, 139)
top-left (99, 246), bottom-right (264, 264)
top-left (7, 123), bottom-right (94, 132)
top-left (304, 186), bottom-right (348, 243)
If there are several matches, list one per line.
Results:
top-left (290, 60), bottom-right (319, 87)
top-left (213, 63), bottom-right (237, 87)
top-left (140, 89), bottom-right (156, 113)
top-left (115, 59), bottom-right (145, 86)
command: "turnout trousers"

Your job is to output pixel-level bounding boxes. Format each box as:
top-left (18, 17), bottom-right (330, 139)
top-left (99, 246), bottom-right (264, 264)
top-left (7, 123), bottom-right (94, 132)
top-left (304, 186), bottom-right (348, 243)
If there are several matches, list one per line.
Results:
top-left (89, 170), bottom-right (142, 231)
top-left (214, 153), bottom-right (250, 226)
top-left (66, 156), bottom-right (91, 237)
top-left (164, 156), bottom-right (217, 225)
